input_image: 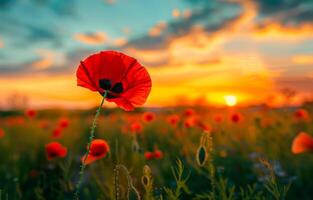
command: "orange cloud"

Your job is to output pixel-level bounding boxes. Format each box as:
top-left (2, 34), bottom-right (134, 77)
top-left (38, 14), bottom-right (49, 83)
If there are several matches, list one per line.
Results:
top-left (149, 21), bottom-right (167, 37)
top-left (31, 49), bottom-right (66, 70)
top-left (172, 8), bottom-right (180, 18)
top-left (253, 23), bottom-right (313, 40)
top-left (113, 37), bottom-right (128, 47)
top-left (292, 54), bottom-right (313, 65)
top-left (73, 32), bottom-right (107, 45)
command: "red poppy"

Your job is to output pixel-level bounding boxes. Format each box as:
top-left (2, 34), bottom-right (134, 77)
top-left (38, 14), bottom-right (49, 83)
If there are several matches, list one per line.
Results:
top-left (142, 112), bottom-right (155, 122)
top-left (230, 113), bottom-right (242, 123)
top-left (51, 128), bottom-right (62, 138)
top-left (167, 115), bottom-right (180, 126)
top-left (0, 128), bottom-right (5, 138)
top-left (130, 122), bottom-right (143, 133)
top-left (292, 132), bottom-right (313, 154)
top-left (144, 151), bottom-right (154, 160)
top-left (154, 150), bottom-right (163, 159)
top-left (197, 121), bottom-right (212, 132)
top-left (214, 114), bottom-right (223, 123)
top-left (45, 142), bottom-right (67, 160)
top-left (76, 51), bottom-right (152, 111)
top-left (81, 139), bottom-right (110, 165)
top-left (25, 109), bottom-right (36, 118)
top-left (184, 108), bottom-right (195, 117)
top-left (294, 109), bottom-right (309, 121)
top-left (58, 118), bottom-right (70, 129)
top-left (184, 117), bottom-right (196, 128)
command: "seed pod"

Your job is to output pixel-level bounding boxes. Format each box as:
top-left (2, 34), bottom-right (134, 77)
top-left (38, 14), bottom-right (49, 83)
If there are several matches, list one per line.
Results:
top-left (141, 175), bottom-right (149, 187)
top-left (196, 145), bottom-right (208, 166)
top-left (143, 165), bottom-right (151, 175)
top-left (141, 165), bottom-right (151, 187)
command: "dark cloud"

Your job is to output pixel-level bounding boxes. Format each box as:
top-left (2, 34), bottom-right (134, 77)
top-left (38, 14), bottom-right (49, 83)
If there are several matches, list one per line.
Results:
top-left (0, 62), bottom-right (72, 77)
top-left (254, 0), bottom-right (313, 28)
top-left (125, 1), bottom-right (242, 51)
top-left (0, 0), bottom-right (76, 16)
top-left (0, 15), bottom-right (62, 47)
top-left (0, 48), bottom-right (107, 77)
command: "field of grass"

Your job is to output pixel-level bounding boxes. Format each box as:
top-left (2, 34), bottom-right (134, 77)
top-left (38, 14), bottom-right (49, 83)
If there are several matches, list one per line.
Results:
top-left (0, 105), bottom-right (313, 200)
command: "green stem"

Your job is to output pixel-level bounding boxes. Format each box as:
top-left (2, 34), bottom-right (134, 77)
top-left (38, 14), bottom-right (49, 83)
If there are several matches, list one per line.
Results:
top-left (73, 92), bottom-right (107, 200)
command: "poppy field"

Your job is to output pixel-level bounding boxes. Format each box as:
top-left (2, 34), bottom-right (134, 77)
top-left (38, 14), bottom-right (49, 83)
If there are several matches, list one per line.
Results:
top-left (1, 1), bottom-right (313, 200)
top-left (1, 104), bottom-right (313, 200)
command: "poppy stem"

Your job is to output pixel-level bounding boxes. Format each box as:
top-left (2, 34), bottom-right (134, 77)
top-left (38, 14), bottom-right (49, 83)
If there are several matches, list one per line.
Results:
top-left (73, 91), bottom-right (107, 200)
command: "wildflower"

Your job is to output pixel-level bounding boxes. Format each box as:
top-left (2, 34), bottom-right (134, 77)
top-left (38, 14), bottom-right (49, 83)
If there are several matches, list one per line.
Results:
top-left (230, 113), bottom-right (242, 123)
top-left (184, 108), bottom-right (195, 117)
top-left (167, 114), bottom-right (180, 126)
top-left (294, 109), bottom-right (309, 121)
top-left (197, 121), bottom-right (212, 132)
top-left (144, 152), bottom-right (154, 160)
top-left (142, 112), bottom-right (155, 122)
top-left (0, 128), bottom-right (4, 138)
top-left (45, 142), bottom-right (67, 160)
top-left (81, 139), bottom-right (110, 165)
top-left (76, 51), bottom-right (152, 111)
top-left (184, 117), bottom-right (196, 128)
top-left (292, 132), bottom-right (313, 154)
top-left (25, 109), bottom-right (36, 118)
top-left (130, 122), bottom-right (143, 134)
top-left (51, 128), bottom-right (62, 138)
top-left (154, 149), bottom-right (163, 159)
top-left (58, 117), bottom-right (69, 129)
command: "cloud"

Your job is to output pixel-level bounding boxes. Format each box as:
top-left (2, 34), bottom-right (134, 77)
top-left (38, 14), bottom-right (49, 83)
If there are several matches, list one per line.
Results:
top-left (148, 21), bottom-right (167, 37)
top-left (172, 8), bottom-right (181, 18)
top-left (0, 48), bottom-right (84, 77)
top-left (112, 37), bottom-right (128, 47)
top-left (73, 32), bottom-right (108, 45)
top-left (251, 0), bottom-right (313, 36)
top-left (292, 54), bottom-right (313, 65)
top-left (0, 0), bottom-right (77, 16)
top-left (0, 15), bottom-right (62, 47)
top-left (31, 49), bottom-right (67, 70)
top-left (121, 1), bottom-right (243, 67)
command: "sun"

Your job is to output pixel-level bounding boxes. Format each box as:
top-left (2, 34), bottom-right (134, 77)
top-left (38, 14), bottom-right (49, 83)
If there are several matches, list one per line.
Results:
top-left (224, 95), bottom-right (237, 107)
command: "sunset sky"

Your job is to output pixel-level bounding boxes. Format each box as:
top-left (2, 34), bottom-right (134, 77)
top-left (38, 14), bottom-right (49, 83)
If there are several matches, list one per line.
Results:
top-left (0, 0), bottom-right (313, 109)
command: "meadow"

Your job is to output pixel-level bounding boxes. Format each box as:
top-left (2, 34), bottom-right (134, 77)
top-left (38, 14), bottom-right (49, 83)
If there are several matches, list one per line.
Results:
top-left (0, 104), bottom-right (312, 200)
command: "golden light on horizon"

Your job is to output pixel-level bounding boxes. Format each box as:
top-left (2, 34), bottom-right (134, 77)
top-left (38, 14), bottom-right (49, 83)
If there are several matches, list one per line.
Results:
top-left (224, 95), bottom-right (237, 107)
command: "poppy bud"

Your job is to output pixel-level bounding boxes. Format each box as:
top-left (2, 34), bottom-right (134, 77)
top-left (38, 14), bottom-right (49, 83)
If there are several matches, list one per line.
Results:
top-left (196, 146), bottom-right (208, 166)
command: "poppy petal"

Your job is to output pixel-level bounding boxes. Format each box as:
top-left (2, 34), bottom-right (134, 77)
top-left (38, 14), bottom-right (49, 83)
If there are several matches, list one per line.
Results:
top-left (292, 132), bottom-right (313, 154)
top-left (81, 154), bottom-right (105, 165)
top-left (106, 97), bottom-right (135, 111)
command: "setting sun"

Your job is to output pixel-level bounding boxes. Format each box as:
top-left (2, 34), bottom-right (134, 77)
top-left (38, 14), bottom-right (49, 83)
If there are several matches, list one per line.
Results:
top-left (224, 95), bottom-right (237, 107)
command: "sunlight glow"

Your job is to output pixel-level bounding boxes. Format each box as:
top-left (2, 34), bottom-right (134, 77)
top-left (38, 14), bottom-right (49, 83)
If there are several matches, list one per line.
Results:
top-left (224, 95), bottom-right (237, 107)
